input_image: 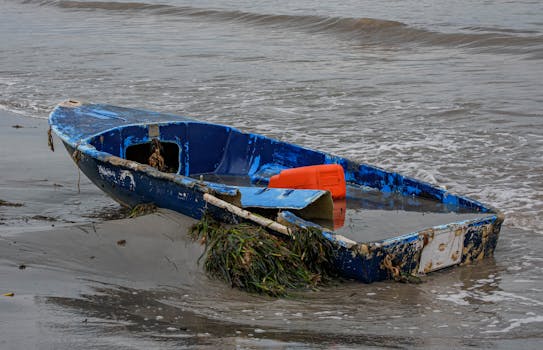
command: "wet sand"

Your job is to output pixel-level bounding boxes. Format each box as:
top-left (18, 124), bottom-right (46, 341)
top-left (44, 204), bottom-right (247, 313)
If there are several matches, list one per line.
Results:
top-left (0, 110), bottom-right (124, 231)
top-left (0, 109), bottom-right (219, 347)
top-left (2, 110), bottom-right (543, 349)
top-left (0, 208), bottom-right (202, 349)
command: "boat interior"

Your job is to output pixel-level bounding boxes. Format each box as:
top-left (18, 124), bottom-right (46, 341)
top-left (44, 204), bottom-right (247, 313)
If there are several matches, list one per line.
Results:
top-left (88, 121), bottom-right (327, 185)
top-left (86, 121), bottom-right (486, 238)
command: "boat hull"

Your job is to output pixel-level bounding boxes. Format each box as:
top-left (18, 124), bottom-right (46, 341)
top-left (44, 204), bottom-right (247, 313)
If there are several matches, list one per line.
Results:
top-left (64, 143), bottom-right (235, 223)
top-left (51, 101), bottom-right (503, 283)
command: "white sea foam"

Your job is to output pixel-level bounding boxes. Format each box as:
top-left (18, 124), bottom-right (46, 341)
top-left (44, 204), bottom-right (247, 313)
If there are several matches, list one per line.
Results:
top-left (483, 315), bottom-right (543, 334)
top-left (436, 291), bottom-right (471, 306)
top-left (437, 288), bottom-right (543, 309)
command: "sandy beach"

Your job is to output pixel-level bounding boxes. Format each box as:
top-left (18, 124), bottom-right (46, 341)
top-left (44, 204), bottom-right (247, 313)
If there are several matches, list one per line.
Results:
top-left (2, 0), bottom-right (543, 346)
top-left (0, 110), bottom-right (124, 231)
top-left (0, 110), bottom-right (215, 348)
top-left (0, 208), bottom-right (204, 349)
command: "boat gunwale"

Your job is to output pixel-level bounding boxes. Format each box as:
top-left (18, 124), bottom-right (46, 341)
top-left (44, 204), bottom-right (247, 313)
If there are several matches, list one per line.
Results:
top-left (48, 101), bottom-right (498, 202)
top-left (49, 101), bottom-right (504, 246)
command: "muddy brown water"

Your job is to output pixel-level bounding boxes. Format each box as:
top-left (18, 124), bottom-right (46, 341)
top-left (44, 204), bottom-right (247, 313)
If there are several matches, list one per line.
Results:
top-left (2, 0), bottom-right (543, 348)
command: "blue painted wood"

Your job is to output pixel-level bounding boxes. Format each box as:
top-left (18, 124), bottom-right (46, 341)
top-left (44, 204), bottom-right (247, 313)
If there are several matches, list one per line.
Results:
top-left (49, 101), bottom-right (504, 283)
top-left (237, 187), bottom-right (329, 210)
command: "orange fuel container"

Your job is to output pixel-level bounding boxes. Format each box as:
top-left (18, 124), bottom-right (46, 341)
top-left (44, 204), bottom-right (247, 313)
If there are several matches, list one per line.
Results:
top-left (268, 164), bottom-right (346, 199)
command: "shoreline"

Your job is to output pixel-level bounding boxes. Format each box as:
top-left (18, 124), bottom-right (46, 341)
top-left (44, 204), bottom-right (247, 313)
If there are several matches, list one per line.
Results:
top-left (0, 110), bottom-right (124, 232)
top-left (0, 208), bottom-right (201, 349)
top-left (1, 110), bottom-right (199, 348)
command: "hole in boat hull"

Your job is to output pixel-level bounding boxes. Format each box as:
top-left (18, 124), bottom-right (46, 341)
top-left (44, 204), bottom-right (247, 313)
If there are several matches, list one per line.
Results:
top-left (125, 141), bottom-right (180, 174)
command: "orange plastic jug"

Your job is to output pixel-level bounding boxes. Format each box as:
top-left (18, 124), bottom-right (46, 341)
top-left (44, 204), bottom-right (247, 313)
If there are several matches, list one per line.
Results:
top-left (268, 164), bottom-right (346, 199)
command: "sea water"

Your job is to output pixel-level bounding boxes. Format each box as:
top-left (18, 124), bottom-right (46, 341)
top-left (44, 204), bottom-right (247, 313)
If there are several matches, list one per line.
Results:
top-left (1, 0), bottom-right (542, 348)
top-left (197, 173), bottom-right (486, 241)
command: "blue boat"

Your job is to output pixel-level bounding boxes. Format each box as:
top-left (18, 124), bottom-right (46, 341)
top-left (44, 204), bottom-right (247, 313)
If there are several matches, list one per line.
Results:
top-left (49, 100), bottom-right (503, 283)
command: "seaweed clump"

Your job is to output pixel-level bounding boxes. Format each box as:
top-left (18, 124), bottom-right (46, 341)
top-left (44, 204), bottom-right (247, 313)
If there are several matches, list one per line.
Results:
top-left (0, 199), bottom-right (24, 207)
top-left (189, 215), bottom-right (339, 297)
top-left (128, 203), bottom-right (157, 218)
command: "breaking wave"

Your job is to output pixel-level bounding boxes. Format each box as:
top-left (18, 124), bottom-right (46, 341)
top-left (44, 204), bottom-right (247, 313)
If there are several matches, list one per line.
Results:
top-left (26, 0), bottom-right (543, 54)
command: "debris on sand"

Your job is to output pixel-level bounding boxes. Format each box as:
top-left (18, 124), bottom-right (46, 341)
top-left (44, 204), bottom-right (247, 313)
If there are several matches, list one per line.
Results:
top-left (128, 203), bottom-right (157, 218)
top-left (189, 215), bottom-right (339, 297)
top-left (0, 199), bottom-right (24, 207)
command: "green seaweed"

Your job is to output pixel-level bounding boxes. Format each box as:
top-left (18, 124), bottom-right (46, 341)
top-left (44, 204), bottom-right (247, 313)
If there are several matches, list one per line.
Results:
top-left (128, 203), bottom-right (157, 218)
top-left (0, 199), bottom-right (24, 207)
top-left (189, 215), bottom-right (339, 297)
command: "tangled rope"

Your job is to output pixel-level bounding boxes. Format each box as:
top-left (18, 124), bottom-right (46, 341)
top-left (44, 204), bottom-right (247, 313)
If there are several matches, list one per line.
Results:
top-left (47, 127), bottom-right (55, 152)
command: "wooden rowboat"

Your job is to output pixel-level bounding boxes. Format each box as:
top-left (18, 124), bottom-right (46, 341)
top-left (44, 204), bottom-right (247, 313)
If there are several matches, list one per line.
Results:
top-left (49, 100), bottom-right (503, 283)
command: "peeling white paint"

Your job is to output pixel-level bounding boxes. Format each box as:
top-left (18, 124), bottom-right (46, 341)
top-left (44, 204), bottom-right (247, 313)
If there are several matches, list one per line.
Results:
top-left (120, 170), bottom-right (136, 191)
top-left (178, 192), bottom-right (188, 200)
top-left (98, 164), bottom-right (117, 180)
top-left (98, 165), bottom-right (136, 191)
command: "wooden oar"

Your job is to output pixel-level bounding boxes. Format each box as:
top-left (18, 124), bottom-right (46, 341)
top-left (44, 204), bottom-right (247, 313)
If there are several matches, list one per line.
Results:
top-left (203, 193), bottom-right (293, 238)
